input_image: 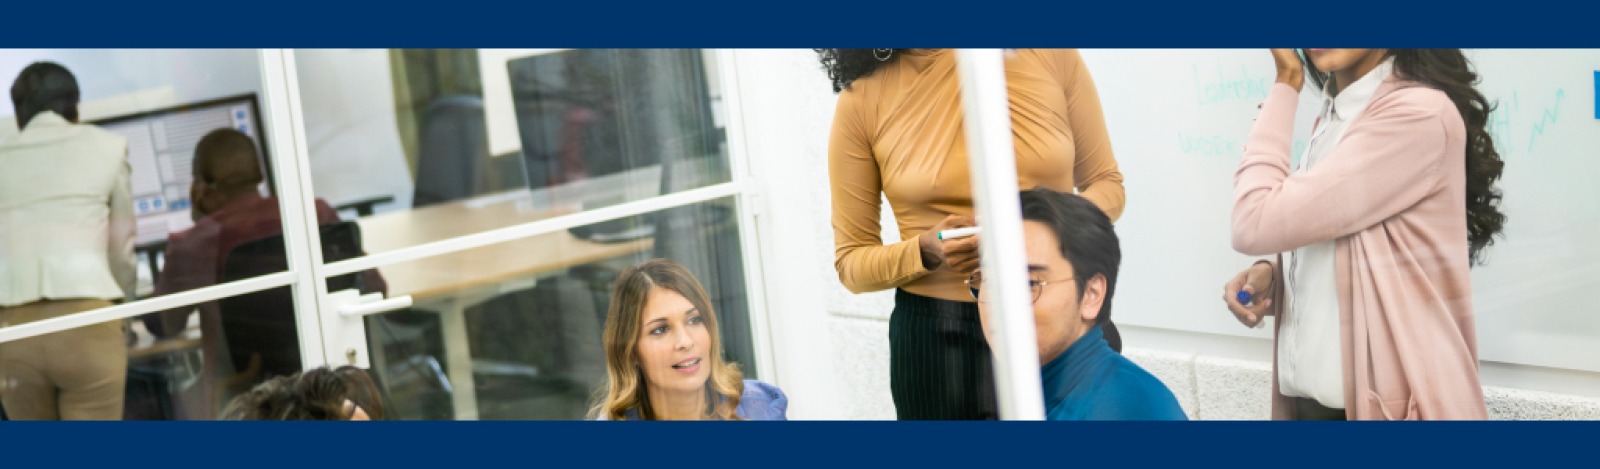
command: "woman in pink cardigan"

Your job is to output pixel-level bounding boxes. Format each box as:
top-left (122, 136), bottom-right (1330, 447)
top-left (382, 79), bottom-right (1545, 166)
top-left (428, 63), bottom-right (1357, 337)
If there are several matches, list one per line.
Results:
top-left (1221, 49), bottom-right (1507, 420)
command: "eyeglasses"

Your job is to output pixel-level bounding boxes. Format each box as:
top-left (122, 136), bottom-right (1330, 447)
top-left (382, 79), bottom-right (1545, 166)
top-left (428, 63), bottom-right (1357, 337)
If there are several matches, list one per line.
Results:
top-left (964, 271), bottom-right (1075, 303)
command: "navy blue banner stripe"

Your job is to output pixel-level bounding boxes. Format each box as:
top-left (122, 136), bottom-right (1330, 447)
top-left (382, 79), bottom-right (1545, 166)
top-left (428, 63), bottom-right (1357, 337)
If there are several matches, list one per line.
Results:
top-left (1, 1), bottom-right (1596, 47)
top-left (2, 421), bottom-right (1597, 467)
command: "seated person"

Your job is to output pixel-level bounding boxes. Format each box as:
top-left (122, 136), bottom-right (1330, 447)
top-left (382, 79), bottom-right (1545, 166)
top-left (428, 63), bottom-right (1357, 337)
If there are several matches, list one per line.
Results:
top-left (221, 366), bottom-right (385, 420)
top-left (139, 128), bottom-right (385, 418)
top-left (590, 258), bottom-right (786, 420)
top-left (969, 188), bottom-right (1186, 420)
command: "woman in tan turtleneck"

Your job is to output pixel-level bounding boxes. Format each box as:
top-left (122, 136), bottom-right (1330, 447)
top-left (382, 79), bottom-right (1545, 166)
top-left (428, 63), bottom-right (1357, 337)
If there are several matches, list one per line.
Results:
top-left (820, 49), bottom-right (1125, 419)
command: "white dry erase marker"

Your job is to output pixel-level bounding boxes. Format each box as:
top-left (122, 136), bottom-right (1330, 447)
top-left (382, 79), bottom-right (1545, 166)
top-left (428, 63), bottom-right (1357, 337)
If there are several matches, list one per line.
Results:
top-left (937, 227), bottom-right (981, 240)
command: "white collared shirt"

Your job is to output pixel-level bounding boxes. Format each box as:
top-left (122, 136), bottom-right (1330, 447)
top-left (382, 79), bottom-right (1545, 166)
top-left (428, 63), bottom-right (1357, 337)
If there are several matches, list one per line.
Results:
top-left (1278, 59), bottom-right (1396, 409)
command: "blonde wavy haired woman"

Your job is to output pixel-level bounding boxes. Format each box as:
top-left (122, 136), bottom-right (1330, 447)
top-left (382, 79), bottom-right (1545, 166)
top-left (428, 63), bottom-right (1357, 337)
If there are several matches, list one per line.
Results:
top-left (590, 258), bottom-right (786, 420)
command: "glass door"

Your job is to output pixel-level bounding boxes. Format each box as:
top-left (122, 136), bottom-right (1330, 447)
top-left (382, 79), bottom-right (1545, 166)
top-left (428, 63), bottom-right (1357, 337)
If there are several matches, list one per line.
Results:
top-left (275, 48), bottom-right (772, 420)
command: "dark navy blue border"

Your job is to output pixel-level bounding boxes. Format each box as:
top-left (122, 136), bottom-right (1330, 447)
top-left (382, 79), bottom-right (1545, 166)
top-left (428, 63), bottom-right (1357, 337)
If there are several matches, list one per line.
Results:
top-left (2, 0), bottom-right (1596, 47)
top-left (0, 421), bottom-right (1595, 466)
top-left (3, 0), bottom-right (1598, 465)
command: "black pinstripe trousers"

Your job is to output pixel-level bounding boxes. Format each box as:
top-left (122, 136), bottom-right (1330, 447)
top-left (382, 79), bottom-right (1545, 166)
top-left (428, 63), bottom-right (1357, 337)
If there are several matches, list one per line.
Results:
top-left (888, 289), bottom-right (1000, 420)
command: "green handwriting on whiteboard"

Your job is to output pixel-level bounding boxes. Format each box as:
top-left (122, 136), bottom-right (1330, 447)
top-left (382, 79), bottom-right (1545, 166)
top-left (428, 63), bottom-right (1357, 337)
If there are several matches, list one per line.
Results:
top-left (1484, 89), bottom-right (1567, 157)
top-left (1487, 91), bottom-right (1516, 153)
top-left (1178, 132), bottom-right (1306, 164)
top-left (1528, 89), bottom-right (1566, 153)
top-left (1194, 64), bottom-right (1271, 106)
top-left (1177, 133), bottom-right (1239, 157)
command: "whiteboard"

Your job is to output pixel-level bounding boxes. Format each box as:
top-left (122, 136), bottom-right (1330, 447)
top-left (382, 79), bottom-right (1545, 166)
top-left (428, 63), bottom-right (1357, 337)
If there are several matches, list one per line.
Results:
top-left (1080, 49), bottom-right (1600, 373)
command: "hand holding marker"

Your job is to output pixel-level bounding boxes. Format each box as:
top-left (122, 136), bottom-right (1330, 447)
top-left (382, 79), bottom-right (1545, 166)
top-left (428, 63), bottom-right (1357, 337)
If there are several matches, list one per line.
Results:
top-left (943, 226), bottom-right (1259, 307)
top-left (937, 226), bottom-right (981, 240)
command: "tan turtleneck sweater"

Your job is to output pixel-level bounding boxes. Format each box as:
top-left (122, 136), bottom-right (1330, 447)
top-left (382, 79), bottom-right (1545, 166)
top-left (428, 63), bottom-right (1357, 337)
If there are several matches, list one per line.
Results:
top-left (828, 49), bottom-right (1125, 302)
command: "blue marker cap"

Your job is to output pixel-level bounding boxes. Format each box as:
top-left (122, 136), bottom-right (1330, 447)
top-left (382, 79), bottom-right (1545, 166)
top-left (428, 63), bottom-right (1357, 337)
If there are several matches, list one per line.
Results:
top-left (1236, 290), bottom-right (1252, 305)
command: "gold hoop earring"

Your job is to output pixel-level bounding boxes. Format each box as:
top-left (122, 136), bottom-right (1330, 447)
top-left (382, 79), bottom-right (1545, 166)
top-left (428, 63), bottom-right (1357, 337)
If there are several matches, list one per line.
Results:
top-left (873, 49), bottom-right (893, 62)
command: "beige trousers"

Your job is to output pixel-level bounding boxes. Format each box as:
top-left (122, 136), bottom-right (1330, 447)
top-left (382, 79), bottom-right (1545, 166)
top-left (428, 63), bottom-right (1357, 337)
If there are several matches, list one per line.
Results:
top-left (0, 298), bottom-right (127, 420)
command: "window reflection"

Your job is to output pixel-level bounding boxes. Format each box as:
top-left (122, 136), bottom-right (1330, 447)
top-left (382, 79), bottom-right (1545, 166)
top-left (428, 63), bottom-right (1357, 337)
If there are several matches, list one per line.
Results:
top-left (0, 50), bottom-right (309, 421)
top-left (300, 49), bottom-right (732, 254)
top-left (363, 197), bottom-right (753, 420)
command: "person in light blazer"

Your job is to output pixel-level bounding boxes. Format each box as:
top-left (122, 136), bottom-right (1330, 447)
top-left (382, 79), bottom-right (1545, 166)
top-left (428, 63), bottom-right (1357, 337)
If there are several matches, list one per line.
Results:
top-left (0, 62), bottom-right (136, 420)
top-left (1222, 49), bottom-right (1507, 420)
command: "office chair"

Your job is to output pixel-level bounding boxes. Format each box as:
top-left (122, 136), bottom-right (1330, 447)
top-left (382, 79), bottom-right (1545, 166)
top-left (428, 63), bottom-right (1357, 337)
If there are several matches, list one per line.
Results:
top-left (462, 275), bottom-right (603, 420)
top-left (218, 222), bottom-right (455, 416)
top-left (365, 308), bottom-right (454, 420)
top-left (123, 351), bottom-right (193, 420)
top-left (218, 221), bottom-right (369, 380)
top-left (216, 220), bottom-right (455, 420)
top-left (413, 95), bottom-right (494, 208)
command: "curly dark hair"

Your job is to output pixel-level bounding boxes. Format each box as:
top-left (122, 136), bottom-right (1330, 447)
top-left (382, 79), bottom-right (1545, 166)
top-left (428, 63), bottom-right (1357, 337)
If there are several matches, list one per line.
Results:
top-left (221, 366), bottom-right (386, 420)
top-left (1303, 49), bottom-right (1507, 265)
top-left (815, 49), bottom-right (906, 93)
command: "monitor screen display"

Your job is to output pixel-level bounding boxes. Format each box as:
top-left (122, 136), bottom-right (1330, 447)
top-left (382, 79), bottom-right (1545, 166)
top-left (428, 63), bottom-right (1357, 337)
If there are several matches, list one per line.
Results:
top-left (92, 94), bottom-right (271, 246)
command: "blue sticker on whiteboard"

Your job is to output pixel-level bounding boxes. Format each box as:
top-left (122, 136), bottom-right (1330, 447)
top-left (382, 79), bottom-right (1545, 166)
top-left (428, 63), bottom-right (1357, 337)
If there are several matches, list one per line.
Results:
top-left (1593, 71), bottom-right (1598, 119)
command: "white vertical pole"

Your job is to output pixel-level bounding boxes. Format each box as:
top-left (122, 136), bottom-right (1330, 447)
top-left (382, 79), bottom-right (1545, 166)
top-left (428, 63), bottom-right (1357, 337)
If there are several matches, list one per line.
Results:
top-left (954, 49), bottom-right (1045, 420)
top-left (258, 49), bottom-right (332, 370)
top-left (715, 48), bottom-right (779, 380)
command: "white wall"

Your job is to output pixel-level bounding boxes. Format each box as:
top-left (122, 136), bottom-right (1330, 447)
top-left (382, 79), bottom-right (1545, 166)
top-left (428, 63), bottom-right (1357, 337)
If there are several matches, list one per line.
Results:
top-left (0, 49), bottom-right (261, 136)
top-left (733, 49), bottom-right (1600, 420)
top-left (292, 49), bottom-right (416, 211)
top-left (732, 49), bottom-right (899, 419)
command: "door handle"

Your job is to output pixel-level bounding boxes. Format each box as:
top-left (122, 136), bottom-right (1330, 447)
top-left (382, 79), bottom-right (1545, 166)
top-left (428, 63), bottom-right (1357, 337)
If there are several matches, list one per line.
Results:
top-left (338, 295), bottom-right (413, 317)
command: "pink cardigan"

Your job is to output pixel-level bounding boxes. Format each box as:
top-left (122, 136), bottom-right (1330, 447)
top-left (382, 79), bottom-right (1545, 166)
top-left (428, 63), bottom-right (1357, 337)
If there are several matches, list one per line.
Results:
top-left (1233, 78), bottom-right (1487, 420)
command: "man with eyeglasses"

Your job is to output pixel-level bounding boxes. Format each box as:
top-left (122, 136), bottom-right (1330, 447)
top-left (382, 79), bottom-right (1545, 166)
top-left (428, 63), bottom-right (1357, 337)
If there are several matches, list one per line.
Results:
top-left (968, 188), bottom-right (1185, 420)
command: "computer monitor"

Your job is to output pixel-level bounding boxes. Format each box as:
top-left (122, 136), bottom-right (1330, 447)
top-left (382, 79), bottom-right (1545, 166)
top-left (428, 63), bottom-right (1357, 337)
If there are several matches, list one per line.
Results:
top-left (91, 94), bottom-right (272, 246)
top-left (507, 49), bottom-right (721, 191)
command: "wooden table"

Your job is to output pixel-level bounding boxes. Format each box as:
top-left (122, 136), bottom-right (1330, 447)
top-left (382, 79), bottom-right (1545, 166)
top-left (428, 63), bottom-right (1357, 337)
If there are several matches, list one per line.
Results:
top-left (359, 199), bottom-right (653, 299)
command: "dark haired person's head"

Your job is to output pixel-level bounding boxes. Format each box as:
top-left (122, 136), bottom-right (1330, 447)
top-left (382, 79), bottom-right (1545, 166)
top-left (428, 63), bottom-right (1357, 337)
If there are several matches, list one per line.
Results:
top-left (190, 128), bottom-right (265, 218)
top-left (815, 49), bottom-right (907, 93)
top-left (10, 62), bottom-right (80, 129)
top-left (972, 188), bottom-right (1122, 367)
top-left (1298, 49), bottom-right (1506, 265)
top-left (221, 366), bottom-right (385, 421)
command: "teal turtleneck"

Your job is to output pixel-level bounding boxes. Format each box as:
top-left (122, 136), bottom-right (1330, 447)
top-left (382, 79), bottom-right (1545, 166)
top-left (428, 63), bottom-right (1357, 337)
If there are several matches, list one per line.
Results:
top-left (1041, 324), bottom-right (1187, 420)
